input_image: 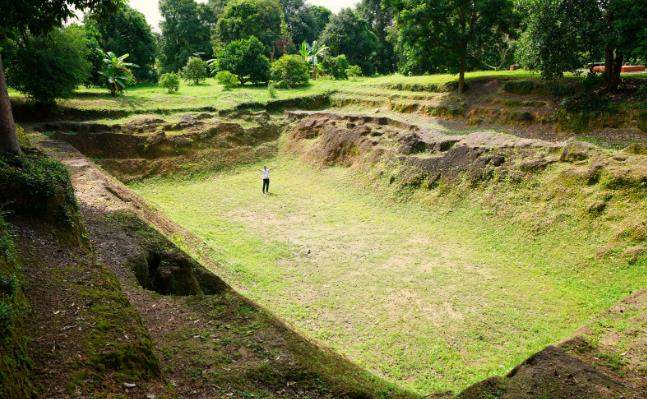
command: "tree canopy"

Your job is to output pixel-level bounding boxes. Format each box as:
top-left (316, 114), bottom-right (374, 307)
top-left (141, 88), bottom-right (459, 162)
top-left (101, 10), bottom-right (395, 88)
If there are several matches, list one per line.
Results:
top-left (85, 3), bottom-right (157, 81)
top-left (213, 0), bottom-right (285, 57)
top-left (389, 0), bottom-right (515, 92)
top-left (159, 0), bottom-right (213, 72)
top-left (319, 9), bottom-right (380, 76)
top-left (0, 0), bottom-right (121, 154)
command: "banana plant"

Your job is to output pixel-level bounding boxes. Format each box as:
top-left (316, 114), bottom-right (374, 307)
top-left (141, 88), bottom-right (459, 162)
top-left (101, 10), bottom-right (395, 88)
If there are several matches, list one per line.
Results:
top-left (300, 41), bottom-right (328, 79)
top-left (99, 51), bottom-right (138, 97)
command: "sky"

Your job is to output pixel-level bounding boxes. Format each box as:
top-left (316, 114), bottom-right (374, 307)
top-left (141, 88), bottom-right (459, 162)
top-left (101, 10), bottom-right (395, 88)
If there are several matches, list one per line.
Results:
top-left (128, 0), bottom-right (360, 31)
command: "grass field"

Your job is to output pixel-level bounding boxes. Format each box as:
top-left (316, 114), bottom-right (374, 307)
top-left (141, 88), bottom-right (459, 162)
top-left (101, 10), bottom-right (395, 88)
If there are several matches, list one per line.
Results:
top-left (9, 70), bottom-right (540, 113)
top-left (132, 156), bottom-right (646, 395)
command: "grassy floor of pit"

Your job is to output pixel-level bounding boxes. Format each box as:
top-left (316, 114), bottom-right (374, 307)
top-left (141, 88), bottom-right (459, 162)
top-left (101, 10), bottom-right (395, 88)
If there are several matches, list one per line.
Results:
top-left (131, 156), bottom-right (646, 394)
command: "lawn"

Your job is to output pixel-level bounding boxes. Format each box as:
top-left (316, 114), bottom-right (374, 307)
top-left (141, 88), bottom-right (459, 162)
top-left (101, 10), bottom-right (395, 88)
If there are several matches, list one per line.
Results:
top-left (132, 156), bottom-right (646, 395)
top-left (8, 70), bottom-right (541, 113)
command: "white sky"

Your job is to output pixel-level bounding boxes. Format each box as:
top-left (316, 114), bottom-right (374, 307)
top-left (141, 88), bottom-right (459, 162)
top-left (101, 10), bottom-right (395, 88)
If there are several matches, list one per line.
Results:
top-left (129, 0), bottom-right (360, 31)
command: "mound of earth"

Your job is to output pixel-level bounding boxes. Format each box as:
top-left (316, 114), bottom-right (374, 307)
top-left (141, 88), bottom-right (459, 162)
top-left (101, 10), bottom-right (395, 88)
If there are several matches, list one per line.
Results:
top-left (41, 111), bottom-right (287, 181)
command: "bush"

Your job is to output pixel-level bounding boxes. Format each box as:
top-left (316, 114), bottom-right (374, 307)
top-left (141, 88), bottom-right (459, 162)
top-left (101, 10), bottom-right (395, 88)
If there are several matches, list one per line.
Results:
top-left (346, 65), bottom-right (362, 78)
top-left (159, 72), bottom-right (180, 93)
top-left (322, 54), bottom-right (349, 80)
top-left (182, 56), bottom-right (209, 85)
top-left (270, 55), bottom-right (309, 88)
top-left (215, 70), bottom-right (240, 90)
top-left (212, 36), bottom-right (270, 85)
top-left (268, 82), bottom-right (277, 98)
top-left (7, 27), bottom-right (90, 105)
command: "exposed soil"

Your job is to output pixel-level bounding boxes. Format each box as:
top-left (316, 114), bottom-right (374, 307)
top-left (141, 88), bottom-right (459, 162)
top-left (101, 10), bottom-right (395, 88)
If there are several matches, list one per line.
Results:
top-left (36, 111), bottom-right (286, 182)
top-left (285, 111), bottom-right (647, 192)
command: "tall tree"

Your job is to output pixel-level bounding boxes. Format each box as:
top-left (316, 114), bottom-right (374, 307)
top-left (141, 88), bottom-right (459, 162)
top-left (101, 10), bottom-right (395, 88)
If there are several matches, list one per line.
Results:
top-left (599, 0), bottom-right (647, 90)
top-left (319, 9), bottom-right (380, 75)
top-left (389, 0), bottom-right (514, 93)
top-left (515, 0), bottom-right (601, 79)
top-left (213, 0), bottom-right (285, 57)
top-left (0, 0), bottom-right (121, 154)
top-left (357, 0), bottom-right (396, 74)
top-left (159, 0), bottom-right (213, 73)
top-left (279, 0), bottom-right (330, 46)
top-left (85, 4), bottom-right (157, 81)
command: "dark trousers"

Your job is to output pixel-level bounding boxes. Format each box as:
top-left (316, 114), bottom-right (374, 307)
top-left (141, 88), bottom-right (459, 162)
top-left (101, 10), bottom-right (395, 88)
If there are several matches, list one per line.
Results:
top-left (262, 178), bottom-right (270, 193)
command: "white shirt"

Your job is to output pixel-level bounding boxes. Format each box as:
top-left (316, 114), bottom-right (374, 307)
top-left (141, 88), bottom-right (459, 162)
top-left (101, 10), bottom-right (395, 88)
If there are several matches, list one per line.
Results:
top-left (262, 169), bottom-right (270, 179)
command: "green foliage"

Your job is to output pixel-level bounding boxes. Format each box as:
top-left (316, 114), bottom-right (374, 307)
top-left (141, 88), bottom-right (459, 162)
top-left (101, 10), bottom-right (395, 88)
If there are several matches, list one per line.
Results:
top-left (159, 0), bottom-right (214, 72)
top-left (356, 0), bottom-right (397, 74)
top-left (515, 0), bottom-right (601, 79)
top-left (159, 72), bottom-right (180, 93)
top-left (268, 82), bottom-right (277, 98)
top-left (84, 4), bottom-right (157, 82)
top-left (300, 40), bottom-right (328, 79)
top-left (215, 70), bottom-right (241, 90)
top-left (7, 27), bottom-right (90, 105)
top-left (182, 57), bottom-right (209, 85)
top-left (271, 54), bottom-right (310, 88)
top-left (281, 0), bottom-right (331, 46)
top-left (322, 54), bottom-right (349, 80)
top-left (390, 0), bottom-right (515, 88)
top-left (211, 36), bottom-right (271, 84)
top-left (346, 65), bottom-right (363, 78)
top-left (99, 51), bottom-right (137, 96)
top-left (0, 0), bottom-right (120, 40)
top-left (213, 0), bottom-right (284, 55)
top-left (319, 9), bottom-right (379, 76)
top-left (0, 153), bottom-right (80, 232)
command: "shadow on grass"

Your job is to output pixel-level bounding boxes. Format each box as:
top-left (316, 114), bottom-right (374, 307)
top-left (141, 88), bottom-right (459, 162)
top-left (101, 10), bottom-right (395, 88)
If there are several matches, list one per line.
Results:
top-left (99, 208), bottom-right (421, 399)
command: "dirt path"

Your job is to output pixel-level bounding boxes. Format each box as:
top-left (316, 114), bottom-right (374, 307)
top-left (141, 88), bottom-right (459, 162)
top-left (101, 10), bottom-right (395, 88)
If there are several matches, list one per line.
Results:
top-left (30, 133), bottom-right (412, 398)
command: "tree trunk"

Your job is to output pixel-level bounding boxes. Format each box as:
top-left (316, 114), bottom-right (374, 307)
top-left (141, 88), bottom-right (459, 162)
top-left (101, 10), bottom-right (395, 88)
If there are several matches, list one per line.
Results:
top-left (0, 52), bottom-right (21, 155)
top-left (458, 53), bottom-right (466, 94)
top-left (604, 45), bottom-right (623, 92)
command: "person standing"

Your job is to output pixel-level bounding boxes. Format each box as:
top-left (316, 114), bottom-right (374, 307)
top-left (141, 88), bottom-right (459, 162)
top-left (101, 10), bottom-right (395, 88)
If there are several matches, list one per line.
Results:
top-left (261, 166), bottom-right (270, 194)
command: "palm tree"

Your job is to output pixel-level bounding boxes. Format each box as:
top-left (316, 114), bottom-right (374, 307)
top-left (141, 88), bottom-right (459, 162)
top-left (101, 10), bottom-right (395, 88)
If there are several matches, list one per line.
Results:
top-left (99, 51), bottom-right (137, 97)
top-left (300, 41), bottom-right (328, 79)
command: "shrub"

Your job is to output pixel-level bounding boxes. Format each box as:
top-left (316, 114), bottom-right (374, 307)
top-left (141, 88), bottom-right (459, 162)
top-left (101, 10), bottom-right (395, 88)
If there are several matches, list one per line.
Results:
top-left (7, 27), bottom-right (90, 105)
top-left (270, 54), bottom-right (309, 88)
top-left (268, 82), bottom-right (277, 98)
top-left (182, 56), bottom-right (209, 85)
top-left (215, 70), bottom-right (240, 90)
top-left (99, 50), bottom-right (137, 96)
top-left (322, 54), bottom-right (349, 80)
top-left (159, 72), bottom-right (180, 93)
top-left (212, 36), bottom-right (270, 85)
top-left (346, 65), bottom-right (362, 78)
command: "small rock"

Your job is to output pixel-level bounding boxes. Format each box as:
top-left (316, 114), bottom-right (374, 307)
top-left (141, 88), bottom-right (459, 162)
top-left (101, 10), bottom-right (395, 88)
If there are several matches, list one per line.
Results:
top-left (123, 383), bottom-right (136, 388)
top-left (587, 200), bottom-right (607, 215)
top-left (560, 141), bottom-right (594, 162)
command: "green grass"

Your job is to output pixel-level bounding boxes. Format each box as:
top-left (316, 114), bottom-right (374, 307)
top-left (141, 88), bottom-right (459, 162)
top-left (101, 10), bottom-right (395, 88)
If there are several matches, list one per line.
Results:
top-left (131, 156), bottom-right (646, 395)
top-left (8, 70), bottom-right (540, 113)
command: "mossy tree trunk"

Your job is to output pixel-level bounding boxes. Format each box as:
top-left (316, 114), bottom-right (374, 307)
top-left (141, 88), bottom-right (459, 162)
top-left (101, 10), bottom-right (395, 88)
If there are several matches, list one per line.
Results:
top-left (0, 53), bottom-right (21, 154)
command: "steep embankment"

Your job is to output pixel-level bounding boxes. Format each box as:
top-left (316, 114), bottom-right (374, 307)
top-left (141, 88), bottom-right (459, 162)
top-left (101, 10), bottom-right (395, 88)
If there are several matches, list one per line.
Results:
top-left (0, 150), bottom-right (166, 398)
